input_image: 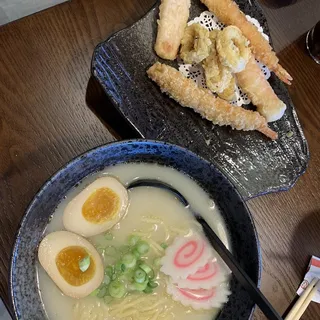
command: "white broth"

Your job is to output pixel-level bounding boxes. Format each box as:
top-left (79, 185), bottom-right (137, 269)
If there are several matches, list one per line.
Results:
top-left (37, 163), bottom-right (231, 320)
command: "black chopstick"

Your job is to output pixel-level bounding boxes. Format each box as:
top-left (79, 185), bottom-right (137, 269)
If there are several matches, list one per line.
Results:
top-left (196, 215), bottom-right (283, 320)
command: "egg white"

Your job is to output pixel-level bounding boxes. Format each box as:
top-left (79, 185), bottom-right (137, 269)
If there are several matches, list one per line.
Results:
top-left (63, 177), bottom-right (129, 237)
top-left (38, 231), bottom-right (103, 299)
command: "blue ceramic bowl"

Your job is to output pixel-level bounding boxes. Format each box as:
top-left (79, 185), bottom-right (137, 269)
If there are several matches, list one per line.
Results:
top-left (10, 140), bottom-right (261, 320)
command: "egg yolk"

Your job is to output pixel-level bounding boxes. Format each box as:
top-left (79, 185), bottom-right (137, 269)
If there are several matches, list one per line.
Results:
top-left (82, 187), bottom-right (120, 224)
top-left (56, 246), bottom-right (95, 286)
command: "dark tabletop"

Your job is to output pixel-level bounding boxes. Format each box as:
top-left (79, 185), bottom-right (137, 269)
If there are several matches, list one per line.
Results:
top-left (0, 0), bottom-right (320, 319)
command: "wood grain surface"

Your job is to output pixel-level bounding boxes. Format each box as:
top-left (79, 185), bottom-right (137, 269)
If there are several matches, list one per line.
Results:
top-left (0, 0), bottom-right (319, 319)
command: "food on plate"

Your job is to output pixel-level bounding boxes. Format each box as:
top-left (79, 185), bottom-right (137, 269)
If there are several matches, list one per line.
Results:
top-left (38, 163), bottom-right (231, 320)
top-left (176, 259), bottom-right (227, 289)
top-left (216, 26), bottom-right (251, 73)
top-left (160, 235), bottom-right (213, 280)
top-left (217, 76), bottom-right (236, 101)
top-left (154, 0), bottom-right (191, 60)
top-left (180, 23), bottom-right (212, 64)
top-left (147, 62), bottom-right (278, 139)
top-left (151, 1), bottom-right (288, 137)
top-left (63, 177), bottom-right (129, 237)
top-left (38, 231), bottom-right (104, 299)
top-left (166, 280), bottom-right (230, 309)
top-left (200, 0), bottom-right (293, 84)
top-left (202, 30), bottom-right (234, 94)
top-left (202, 27), bottom-right (248, 100)
top-left (236, 56), bottom-right (287, 122)
top-left (162, 233), bottom-right (230, 310)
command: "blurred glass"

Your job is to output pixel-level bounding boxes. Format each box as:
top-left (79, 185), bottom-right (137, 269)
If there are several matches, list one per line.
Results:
top-left (306, 21), bottom-right (320, 64)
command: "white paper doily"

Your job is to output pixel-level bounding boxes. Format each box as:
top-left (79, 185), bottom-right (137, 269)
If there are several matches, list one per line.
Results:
top-left (178, 11), bottom-right (271, 106)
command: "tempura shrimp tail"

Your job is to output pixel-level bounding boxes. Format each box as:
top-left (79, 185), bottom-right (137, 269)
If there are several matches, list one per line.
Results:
top-left (200, 0), bottom-right (292, 84)
top-left (147, 62), bottom-right (277, 140)
top-left (274, 64), bottom-right (293, 85)
top-left (155, 0), bottom-right (191, 60)
top-left (236, 56), bottom-right (286, 122)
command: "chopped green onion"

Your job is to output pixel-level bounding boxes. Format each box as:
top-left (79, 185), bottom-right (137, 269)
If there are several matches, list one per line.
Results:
top-left (148, 281), bottom-right (158, 289)
top-left (132, 249), bottom-right (141, 259)
top-left (139, 263), bottom-right (152, 275)
top-left (119, 245), bottom-right (130, 254)
top-left (97, 286), bottom-right (108, 298)
top-left (103, 275), bottom-right (111, 285)
top-left (104, 246), bottom-right (117, 257)
top-left (121, 266), bottom-right (133, 276)
top-left (128, 235), bottom-right (140, 246)
top-left (104, 296), bottom-right (113, 304)
top-left (115, 261), bottom-right (123, 272)
top-left (136, 241), bottom-right (150, 255)
top-left (109, 281), bottom-right (126, 298)
top-left (153, 257), bottom-right (161, 267)
top-left (160, 243), bottom-right (168, 249)
top-left (118, 274), bottom-right (129, 282)
top-left (143, 287), bottom-right (153, 294)
top-left (147, 270), bottom-right (155, 280)
top-left (104, 232), bottom-right (114, 240)
top-left (137, 259), bottom-right (144, 266)
top-left (90, 288), bottom-right (99, 296)
top-left (121, 264), bottom-right (126, 272)
top-left (111, 273), bottom-right (117, 281)
top-left (134, 269), bottom-right (146, 283)
top-left (79, 255), bottom-right (90, 272)
top-left (122, 253), bottom-right (137, 269)
top-left (138, 263), bottom-right (154, 279)
top-left (133, 279), bottom-right (149, 291)
top-left (105, 265), bottom-right (114, 277)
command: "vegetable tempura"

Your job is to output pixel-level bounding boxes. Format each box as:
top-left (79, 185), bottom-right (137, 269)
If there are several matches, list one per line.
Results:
top-left (155, 0), bottom-right (191, 60)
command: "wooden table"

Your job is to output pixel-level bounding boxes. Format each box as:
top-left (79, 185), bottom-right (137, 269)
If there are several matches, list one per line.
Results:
top-left (0, 0), bottom-right (319, 318)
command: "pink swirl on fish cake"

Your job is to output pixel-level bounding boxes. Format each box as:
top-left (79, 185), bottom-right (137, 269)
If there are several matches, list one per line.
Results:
top-left (174, 240), bottom-right (205, 267)
top-left (161, 235), bottom-right (213, 280)
top-left (178, 287), bottom-right (216, 301)
top-left (166, 279), bottom-right (231, 310)
top-left (176, 259), bottom-right (226, 289)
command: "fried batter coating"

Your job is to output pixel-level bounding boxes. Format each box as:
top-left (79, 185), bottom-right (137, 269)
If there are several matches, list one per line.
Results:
top-left (217, 76), bottom-right (236, 101)
top-left (216, 26), bottom-right (251, 73)
top-left (147, 62), bottom-right (277, 139)
top-left (180, 24), bottom-right (212, 64)
top-left (202, 30), bottom-right (233, 94)
top-left (155, 0), bottom-right (191, 60)
top-left (201, 0), bottom-right (292, 84)
top-left (236, 56), bottom-right (287, 122)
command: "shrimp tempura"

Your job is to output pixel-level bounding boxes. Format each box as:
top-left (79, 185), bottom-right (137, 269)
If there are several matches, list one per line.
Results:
top-left (147, 62), bottom-right (277, 140)
top-left (155, 0), bottom-right (191, 60)
top-left (236, 56), bottom-right (286, 122)
top-left (200, 0), bottom-right (293, 84)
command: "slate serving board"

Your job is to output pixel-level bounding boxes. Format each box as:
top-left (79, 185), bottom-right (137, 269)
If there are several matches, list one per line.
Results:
top-left (91, 0), bottom-right (309, 199)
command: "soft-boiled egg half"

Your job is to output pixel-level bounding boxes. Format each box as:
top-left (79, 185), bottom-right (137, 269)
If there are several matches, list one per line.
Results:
top-left (63, 177), bottom-right (129, 237)
top-left (38, 231), bottom-right (104, 298)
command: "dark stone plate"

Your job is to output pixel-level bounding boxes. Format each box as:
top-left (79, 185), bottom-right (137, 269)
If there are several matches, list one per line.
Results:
top-left (10, 140), bottom-right (260, 320)
top-left (91, 0), bottom-right (309, 199)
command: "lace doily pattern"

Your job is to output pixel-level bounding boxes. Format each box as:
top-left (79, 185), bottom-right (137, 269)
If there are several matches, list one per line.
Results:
top-left (178, 11), bottom-right (271, 106)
